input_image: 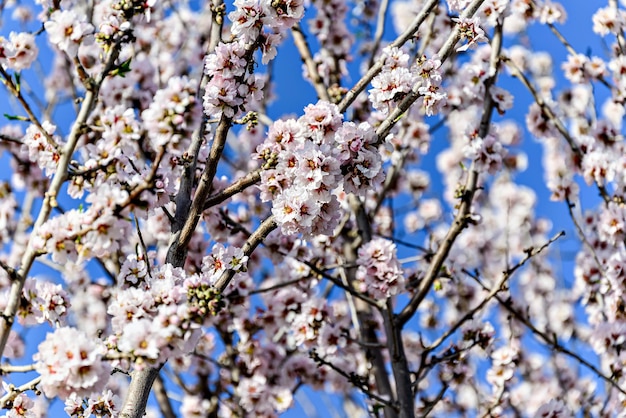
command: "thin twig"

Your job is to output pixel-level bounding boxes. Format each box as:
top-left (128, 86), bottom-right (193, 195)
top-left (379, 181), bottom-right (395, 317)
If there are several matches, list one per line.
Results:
top-left (203, 168), bottom-right (262, 210)
top-left (426, 231), bottom-right (564, 354)
top-left (366, 0), bottom-right (391, 70)
top-left (469, 271), bottom-right (626, 397)
top-left (0, 376), bottom-right (41, 409)
top-left (503, 57), bottom-right (611, 203)
top-left (0, 363), bottom-right (36, 373)
top-left (309, 349), bottom-right (397, 410)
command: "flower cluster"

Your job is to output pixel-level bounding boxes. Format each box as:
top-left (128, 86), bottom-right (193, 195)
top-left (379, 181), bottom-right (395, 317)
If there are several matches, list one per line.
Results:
top-left (306, 0), bottom-right (353, 87)
top-left (64, 390), bottom-right (120, 418)
top-left (258, 101), bottom-right (386, 236)
top-left (537, 1), bottom-right (567, 25)
top-left (562, 53), bottom-right (607, 84)
top-left (108, 262), bottom-right (202, 370)
top-left (33, 205), bottom-right (130, 264)
top-left (334, 121), bottom-right (385, 196)
top-left (369, 47), bottom-right (446, 116)
top-left (203, 0), bottom-right (305, 119)
top-left (462, 127), bottom-right (507, 174)
top-left (200, 243), bottom-right (249, 283)
top-left (18, 278), bottom-right (70, 327)
top-left (142, 76), bottom-right (201, 151)
top-left (592, 6), bottom-right (626, 36)
top-left (355, 238), bottom-right (405, 300)
top-left (230, 0), bottom-right (304, 43)
top-left (203, 41), bottom-right (265, 119)
top-left (22, 121), bottom-right (62, 177)
top-left (34, 327), bottom-right (111, 399)
top-left (369, 47), bottom-right (417, 114)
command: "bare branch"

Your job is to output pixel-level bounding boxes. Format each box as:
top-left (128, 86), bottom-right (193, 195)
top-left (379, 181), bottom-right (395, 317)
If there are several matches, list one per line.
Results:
top-left (214, 215), bottom-right (277, 292)
top-left (396, 13), bottom-right (501, 327)
top-left (292, 24), bottom-right (332, 102)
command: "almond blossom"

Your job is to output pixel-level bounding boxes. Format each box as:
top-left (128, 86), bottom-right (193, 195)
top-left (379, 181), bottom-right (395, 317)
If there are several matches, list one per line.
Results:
top-left (2, 1), bottom-right (626, 417)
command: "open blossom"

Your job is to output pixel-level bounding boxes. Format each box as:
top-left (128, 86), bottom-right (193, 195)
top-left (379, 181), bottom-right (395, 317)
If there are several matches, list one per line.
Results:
top-left (236, 373), bottom-right (294, 414)
top-left (462, 129), bottom-right (507, 174)
top-left (561, 54), bottom-right (607, 83)
top-left (419, 84), bottom-right (448, 116)
top-left (592, 6), bottom-right (626, 36)
top-left (533, 399), bottom-right (571, 418)
top-left (0, 32), bottom-right (38, 71)
top-left (64, 389), bottom-right (120, 418)
top-left (22, 121), bottom-right (62, 177)
top-left (201, 243), bottom-right (249, 283)
top-left (34, 327), bottom-right (111, 399)
top-left (454, 16), bottom-right (487, 52)
top-left (262, 0), bottom-right (305, 30)
top-left (598, 201), bottom-right (626, 245)
top-left (21, 278), bottom-right (70, 326)
top-left (180, 394), bottom-right (213, 418)
top-left (2, 391), bottom-right (35, 418)
top-left (479, 0), bottom-right (509, 27)
top-left (446, 0), bottom-right (472, 12)
top-left (44, 10), bottom-right (94, 56)
top-left (230, 0), bottom-right (265, 42)
top-left (537, 1), bottom-right (567, 25)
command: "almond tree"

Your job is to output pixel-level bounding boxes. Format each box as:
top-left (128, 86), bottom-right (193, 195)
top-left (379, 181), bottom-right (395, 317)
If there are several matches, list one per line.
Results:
top-left (1, 1), bottom-right (625, 417)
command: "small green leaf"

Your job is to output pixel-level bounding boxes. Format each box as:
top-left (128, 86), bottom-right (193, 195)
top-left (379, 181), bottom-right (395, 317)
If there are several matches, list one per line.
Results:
top-left (109, 58), bottom-right (133, 78)
top-left (3, 114), bottom-right (28, 121)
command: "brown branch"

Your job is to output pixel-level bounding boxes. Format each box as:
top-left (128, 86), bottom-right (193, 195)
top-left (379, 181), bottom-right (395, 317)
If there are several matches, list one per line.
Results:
top-left (0, 34), bottom-right (123, 359)
top-left (338, 0), bottom-right (441, 113)
top-left (168, 116), bottom-right (232, 267)
top-left (153, 373), bottom-right (176, 418)
top-left (396, 12), bottom-right (500, 327)
top-left (366, 0), bottom-right (391, 70)
top-left (0, 133), bottom-right (23, 146)
top-left (213, 215), bottom-right (277, 292)
top-left (203, 168), bottom-right (262, 210)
